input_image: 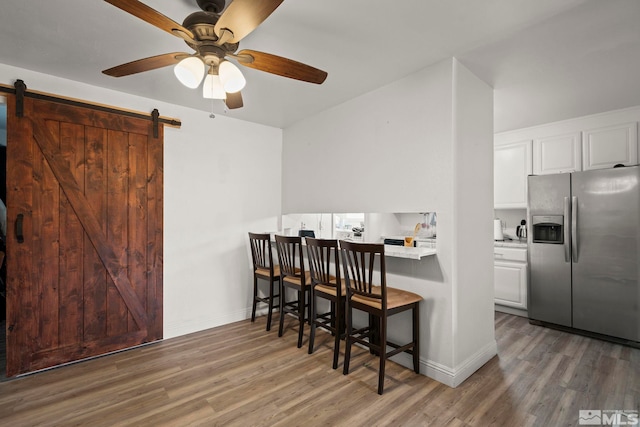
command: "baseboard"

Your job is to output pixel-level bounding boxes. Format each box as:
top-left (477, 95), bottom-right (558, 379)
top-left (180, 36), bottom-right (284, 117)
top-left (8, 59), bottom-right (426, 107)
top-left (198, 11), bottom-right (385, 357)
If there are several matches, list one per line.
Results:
top-left (447, 340), bottom-right (498, 387)
top-left (164, 307), bottom-right (252, 339)
top-left (494, 304), bottom-right (528, 318)
top-left (391, 339), bottom-right (498, 388)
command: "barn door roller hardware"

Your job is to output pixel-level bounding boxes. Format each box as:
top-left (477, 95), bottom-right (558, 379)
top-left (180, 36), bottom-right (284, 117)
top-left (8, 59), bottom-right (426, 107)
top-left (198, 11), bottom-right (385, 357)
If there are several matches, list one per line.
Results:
top-left (0, 79), bottom-right (181, 131)
top-left (14, 79), bottom-right (26, 117)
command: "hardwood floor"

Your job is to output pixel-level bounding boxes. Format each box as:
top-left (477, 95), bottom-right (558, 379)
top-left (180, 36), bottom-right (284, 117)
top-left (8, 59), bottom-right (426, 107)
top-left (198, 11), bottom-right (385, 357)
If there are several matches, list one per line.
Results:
top-left (0, 312), bottom-right (638, 426)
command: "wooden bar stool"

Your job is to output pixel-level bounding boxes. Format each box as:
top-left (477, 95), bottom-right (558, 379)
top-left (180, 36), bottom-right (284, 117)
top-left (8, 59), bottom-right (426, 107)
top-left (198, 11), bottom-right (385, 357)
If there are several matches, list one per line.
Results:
top-left (275, 235), bottom-right (311, 348)
top-left (339, 240), bottom-right (423, 395)
top-left (305, 237), bottom-right (345, 369)
top-left (248, 232), bottom-right (280, 331)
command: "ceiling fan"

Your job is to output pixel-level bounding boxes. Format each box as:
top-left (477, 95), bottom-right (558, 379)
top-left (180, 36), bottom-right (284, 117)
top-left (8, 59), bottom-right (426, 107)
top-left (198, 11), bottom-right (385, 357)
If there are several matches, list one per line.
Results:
top-left (102, 0), bottom-right (328, 109)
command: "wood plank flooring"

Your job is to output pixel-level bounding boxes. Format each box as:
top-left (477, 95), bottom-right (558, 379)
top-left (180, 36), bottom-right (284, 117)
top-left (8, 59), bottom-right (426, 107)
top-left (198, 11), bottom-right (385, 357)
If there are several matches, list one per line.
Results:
top-left (0, 312), bottom-right (638, 426)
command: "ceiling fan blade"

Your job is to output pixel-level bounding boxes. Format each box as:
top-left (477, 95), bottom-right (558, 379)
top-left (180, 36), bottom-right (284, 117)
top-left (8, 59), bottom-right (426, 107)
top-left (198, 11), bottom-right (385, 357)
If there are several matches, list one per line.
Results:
top-left (104, 0), bottom-right (195, 40)
top-left (235, 50), bottom-right (328, 84)
top-left (103, 52), bottom-right (188, 77)
top-left (214, 0), bottom-right (284, 43)
top-left (225, 91), bottom-right (243, 109)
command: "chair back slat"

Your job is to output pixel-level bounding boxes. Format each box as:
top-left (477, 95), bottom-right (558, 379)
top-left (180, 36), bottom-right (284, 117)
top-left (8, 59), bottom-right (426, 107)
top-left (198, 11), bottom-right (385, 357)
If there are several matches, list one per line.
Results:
top-left (248, 232), bottom-right (274, 274)
top-left (340, 241), bottom-right (386, 306)
top-left (306, 238), bottom-right (340, 291)
top-left (275, 235), bottom-right (305, 279)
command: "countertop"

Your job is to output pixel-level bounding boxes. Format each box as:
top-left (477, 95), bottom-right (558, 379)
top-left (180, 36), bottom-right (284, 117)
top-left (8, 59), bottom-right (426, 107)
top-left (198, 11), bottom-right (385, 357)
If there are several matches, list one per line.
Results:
top-left (269, 237), bottom-right (436, 260)
top-left (494, 239), bottom-right (527, 249)
top-left (384, 245), bottom-right (437, 260)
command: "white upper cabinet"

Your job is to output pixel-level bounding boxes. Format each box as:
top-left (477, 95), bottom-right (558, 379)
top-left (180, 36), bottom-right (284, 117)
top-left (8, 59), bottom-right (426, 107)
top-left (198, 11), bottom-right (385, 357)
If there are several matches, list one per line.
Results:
top-left (495, 106), bottom-right (640, 209)
top-left (494, 140), bottom-right (532, 209)
top-left (582, 122), bottom-right (638, 170)
top-left (533, 132), bottom-right (582, 175)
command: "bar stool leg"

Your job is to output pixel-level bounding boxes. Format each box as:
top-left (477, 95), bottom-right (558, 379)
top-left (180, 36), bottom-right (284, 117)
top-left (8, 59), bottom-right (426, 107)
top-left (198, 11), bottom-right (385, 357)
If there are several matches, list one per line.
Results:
top-left (308, 290), bottom-right (316, 354)
top-left (278, 281), bottom-right (286, 337)
top-left (369, 314), bottom-right (379, 355)
top-left (413, 303), bottom-right (420, 373)
top-left (265, 280), bottom-right (274, 331)
top-left (251, 276), bottom-right (258, 323)
top-left (342, 303), bottom-right (352, 375)
top-left (297, 289), bottom-right (305, 348)
top-left (378, 314), bottom-right (387, 395)
top-left (332, 298), bottom-right (341, 369)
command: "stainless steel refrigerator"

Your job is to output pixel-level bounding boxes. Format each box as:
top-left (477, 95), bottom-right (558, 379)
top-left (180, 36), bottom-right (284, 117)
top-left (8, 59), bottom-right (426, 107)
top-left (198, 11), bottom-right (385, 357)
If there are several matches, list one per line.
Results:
top-left (528, 166), bottom-right (640, 343)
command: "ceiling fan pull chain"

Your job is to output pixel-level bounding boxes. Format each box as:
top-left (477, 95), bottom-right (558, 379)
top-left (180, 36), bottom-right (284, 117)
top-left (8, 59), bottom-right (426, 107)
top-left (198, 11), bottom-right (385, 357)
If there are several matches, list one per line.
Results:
top-left (209, 99), bottom-right (215, 119)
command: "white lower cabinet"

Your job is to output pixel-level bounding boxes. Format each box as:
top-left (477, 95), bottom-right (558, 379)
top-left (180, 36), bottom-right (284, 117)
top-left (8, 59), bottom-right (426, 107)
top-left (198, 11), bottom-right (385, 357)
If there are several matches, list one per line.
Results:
top-left (494, 247), bottom-right (527, 310)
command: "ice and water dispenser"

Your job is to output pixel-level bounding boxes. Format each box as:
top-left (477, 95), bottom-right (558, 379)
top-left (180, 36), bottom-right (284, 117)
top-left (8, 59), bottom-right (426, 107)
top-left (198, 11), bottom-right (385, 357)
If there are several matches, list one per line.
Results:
top-left (531, 215), bottom-right (564, 244)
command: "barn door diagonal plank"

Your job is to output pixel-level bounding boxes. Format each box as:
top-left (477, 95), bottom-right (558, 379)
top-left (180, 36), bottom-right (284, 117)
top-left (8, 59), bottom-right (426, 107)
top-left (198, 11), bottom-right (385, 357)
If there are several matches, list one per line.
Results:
top-left (28, 116), bottom-right (149, 333)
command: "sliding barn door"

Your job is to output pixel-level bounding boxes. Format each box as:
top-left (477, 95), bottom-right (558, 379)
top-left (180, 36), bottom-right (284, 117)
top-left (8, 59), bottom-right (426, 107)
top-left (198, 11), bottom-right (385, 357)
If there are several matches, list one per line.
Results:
top-left (5, 94), bottom-right (163, 376)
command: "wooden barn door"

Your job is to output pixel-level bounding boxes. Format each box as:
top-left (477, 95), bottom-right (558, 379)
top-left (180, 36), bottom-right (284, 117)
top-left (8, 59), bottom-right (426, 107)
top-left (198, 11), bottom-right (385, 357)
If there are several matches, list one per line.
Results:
top-left (4, 94), bottom-right (163, 376)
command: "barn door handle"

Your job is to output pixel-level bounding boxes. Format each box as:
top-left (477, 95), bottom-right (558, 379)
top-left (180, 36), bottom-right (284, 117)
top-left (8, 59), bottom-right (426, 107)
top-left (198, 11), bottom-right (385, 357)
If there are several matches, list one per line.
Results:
top-left (16, 214), bottom-right (24, 243)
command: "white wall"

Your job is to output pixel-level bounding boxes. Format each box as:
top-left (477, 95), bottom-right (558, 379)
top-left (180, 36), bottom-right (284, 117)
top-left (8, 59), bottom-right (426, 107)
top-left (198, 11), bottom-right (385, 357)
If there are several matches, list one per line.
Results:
top-left (281, 58), bottom-right (496, 386)
top-left (283, 60), bottom-right (454, 214)
top-left (0, 63), bottom-right (283, 339)
top-left (451, 60), bottom-right (496, 369)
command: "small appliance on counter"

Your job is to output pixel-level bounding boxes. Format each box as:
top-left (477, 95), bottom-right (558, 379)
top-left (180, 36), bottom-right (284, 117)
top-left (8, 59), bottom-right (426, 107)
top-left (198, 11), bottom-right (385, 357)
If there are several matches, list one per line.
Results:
top-left (493, 218), bottom-right (504, 241)
top-left (516, 219), bottom-right (527, 240)
top-left (384, 238), bottom-right (405, 246)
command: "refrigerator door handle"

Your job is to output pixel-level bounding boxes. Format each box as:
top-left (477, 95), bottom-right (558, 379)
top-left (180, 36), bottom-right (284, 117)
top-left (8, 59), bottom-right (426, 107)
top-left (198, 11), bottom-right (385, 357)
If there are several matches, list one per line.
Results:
top-left (571, 196), bottom-right (578, 262)
top-left (564, 197), bottom-right (571, 262)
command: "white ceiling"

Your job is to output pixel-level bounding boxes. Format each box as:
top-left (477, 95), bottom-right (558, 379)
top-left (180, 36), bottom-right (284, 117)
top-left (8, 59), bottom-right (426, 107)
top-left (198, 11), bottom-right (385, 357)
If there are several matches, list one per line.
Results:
top-left (0, 0), bottom-right (639, 132)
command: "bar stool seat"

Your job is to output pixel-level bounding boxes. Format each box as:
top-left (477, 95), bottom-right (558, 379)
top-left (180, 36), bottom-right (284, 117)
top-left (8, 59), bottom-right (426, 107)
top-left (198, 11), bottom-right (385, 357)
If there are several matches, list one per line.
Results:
top-left (282, 273), bottom-right (311, 286)
top-left (313, 279), bottom-right (345, 297)
top-left (255, 265), bottom-right (280, 278)
top-left (351, 286), bottom-right (422, 309)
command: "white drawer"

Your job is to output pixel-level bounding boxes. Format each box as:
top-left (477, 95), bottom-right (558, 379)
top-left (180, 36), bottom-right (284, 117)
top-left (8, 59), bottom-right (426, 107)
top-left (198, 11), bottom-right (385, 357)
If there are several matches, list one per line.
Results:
top-left (494, 247), bottom-right (527, 262)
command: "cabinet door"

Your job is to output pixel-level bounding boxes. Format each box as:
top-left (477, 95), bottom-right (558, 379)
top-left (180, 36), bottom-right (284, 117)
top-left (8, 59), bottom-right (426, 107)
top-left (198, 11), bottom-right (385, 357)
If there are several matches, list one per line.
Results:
top-left (494, 140), bottom-right (532, 209)
top-left (533, 132), bottom-right (581, 174)
top-left (582, 122), bottom-right (638, 170)
top-left (494, 261), bottom-right (527, 309)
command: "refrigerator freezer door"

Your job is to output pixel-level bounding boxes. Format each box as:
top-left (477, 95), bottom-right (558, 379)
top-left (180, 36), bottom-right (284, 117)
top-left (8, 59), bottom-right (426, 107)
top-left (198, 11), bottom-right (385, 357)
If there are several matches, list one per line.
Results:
top-left (528, 173), bottom-right (572, 326)
top-left (572, 166), bottom-right (640, 341)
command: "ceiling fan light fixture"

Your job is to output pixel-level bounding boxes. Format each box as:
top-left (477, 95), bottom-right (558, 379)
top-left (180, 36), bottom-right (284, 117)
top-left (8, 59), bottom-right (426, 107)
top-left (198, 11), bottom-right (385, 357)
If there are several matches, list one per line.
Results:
top-left (219, 60), bottom-right (246, 93)
top-left (103, 0), bottom-right (328, 110)
top-left (203, 73), bottom-right (227, 99)
top-left (174, 56), bottom-right (205, 89)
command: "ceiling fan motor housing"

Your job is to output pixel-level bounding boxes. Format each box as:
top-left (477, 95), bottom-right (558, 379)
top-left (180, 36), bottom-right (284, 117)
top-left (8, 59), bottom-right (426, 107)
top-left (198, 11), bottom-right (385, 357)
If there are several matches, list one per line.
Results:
top-left (196, 0), bottom-right (226, 14)
top-left (182, 10), bottom-right (239, 62)
top-left (183, 11), bottom-right (219, 40)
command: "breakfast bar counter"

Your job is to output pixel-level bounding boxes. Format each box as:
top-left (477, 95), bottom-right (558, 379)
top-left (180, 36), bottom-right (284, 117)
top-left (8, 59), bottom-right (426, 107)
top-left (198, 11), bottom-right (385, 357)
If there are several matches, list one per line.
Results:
top-left (383, 244), bottom-right (437, 260)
